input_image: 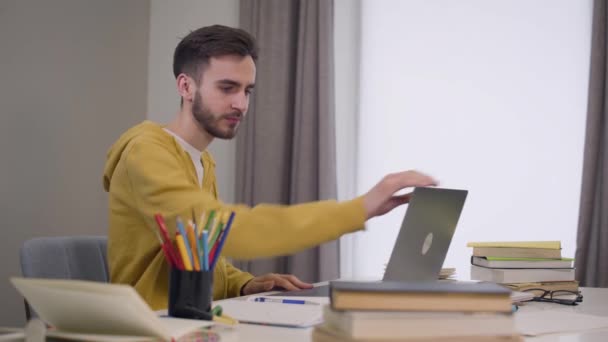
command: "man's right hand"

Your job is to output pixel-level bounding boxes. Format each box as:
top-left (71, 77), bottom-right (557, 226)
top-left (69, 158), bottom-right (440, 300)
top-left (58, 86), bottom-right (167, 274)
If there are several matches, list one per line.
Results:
top-left (363, 170), bottom-right (438, 219)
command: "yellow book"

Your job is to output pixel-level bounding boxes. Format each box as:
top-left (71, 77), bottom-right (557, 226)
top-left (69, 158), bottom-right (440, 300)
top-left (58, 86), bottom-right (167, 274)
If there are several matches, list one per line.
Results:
top-left (466, 241), bottom-right (561, 249)
top-left (504, 280), bottom-right (579, 295)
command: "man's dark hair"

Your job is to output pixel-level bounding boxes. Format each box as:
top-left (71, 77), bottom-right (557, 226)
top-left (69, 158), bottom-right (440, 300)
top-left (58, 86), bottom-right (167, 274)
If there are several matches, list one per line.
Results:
top-left (173, 25), bottom-right (258, 84)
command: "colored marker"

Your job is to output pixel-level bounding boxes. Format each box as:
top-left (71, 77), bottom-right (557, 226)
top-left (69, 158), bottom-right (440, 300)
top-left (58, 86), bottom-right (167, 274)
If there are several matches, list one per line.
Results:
top-left (203, 211), bottom-right (216, 232)
top-left (175, 231), bottom-right (193, 271)
top-left (176, 217), bottom-right (194, 269)
top-left (186, 220), bottom-right (201, 271)
top-left (197, 211), bottom-right (207, 236)
top-left (201, 231), bottom-right (209, 271)
top-left (210, 212), bottom-right (235, 270)
top-left (154, 214), bottom-right (183, 269)
top-left (208, 221), bottom-right (224, 249)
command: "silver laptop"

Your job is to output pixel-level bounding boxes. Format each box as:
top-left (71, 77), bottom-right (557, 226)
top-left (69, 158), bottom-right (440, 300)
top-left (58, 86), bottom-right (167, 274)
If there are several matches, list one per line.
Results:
top-left (271, 187), bottom-right (468, 297)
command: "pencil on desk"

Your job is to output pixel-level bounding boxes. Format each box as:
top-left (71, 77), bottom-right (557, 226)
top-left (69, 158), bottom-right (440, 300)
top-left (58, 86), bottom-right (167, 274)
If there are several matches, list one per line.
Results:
top-left (213, 314), bottom-right (238, 326)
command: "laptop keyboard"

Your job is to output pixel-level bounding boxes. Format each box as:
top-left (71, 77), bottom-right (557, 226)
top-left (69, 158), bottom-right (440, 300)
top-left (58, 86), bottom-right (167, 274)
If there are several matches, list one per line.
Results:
top-left (268, 284), bottom-right (330, 297)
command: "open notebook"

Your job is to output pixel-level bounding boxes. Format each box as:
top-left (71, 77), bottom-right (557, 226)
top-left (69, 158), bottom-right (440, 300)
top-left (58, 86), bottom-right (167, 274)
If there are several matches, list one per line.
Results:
top-left (11, 277), bottom-right (215, 341)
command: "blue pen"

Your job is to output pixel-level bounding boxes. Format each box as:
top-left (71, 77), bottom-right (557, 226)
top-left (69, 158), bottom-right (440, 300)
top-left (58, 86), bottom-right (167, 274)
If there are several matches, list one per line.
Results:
top-left (253, 297), bottom-right (319, 305)
top-left (176, 217), bottom-right (194, 268)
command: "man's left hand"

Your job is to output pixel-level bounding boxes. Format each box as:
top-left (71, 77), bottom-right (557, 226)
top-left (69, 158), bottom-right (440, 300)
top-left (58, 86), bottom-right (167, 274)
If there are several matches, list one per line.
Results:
top-left (241, 273), bottom-right (313, 295)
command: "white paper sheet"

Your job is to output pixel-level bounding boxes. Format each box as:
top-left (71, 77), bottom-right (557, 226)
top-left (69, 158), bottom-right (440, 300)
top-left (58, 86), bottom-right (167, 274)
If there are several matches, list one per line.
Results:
top-left (515, 311), bottom-right (608, 336)
top-left (217, 299), bottom-right (324, 328)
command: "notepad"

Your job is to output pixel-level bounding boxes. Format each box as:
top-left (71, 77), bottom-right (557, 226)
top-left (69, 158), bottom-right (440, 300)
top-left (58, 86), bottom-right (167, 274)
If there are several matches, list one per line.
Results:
top-left (11, 277), bottom-right (214, 341)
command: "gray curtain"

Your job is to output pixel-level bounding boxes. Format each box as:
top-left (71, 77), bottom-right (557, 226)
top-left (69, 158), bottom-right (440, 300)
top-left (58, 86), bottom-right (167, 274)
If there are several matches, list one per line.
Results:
top-left (233, 0), bottom-right (339, 282)
top-left (575, 0), bottom-right (608, 287)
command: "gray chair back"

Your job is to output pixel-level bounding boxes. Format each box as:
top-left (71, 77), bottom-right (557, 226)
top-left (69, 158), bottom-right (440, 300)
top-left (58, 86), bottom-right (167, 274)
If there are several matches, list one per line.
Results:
top-left (19, 236), bottom-right (109, 319)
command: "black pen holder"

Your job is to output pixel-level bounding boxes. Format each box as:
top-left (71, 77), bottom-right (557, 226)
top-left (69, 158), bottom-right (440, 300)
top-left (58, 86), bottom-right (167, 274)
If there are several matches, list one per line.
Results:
top-left (168, 267), bottom-right (213, 320)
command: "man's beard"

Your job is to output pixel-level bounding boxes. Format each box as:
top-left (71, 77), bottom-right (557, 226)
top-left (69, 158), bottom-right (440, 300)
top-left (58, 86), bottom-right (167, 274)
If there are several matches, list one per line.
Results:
top-left (192, 91), bottom-right (242, 140)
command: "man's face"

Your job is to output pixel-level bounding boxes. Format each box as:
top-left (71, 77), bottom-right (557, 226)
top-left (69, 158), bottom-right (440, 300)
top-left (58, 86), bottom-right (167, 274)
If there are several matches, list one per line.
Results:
top-left (192, 55), bottom-right (256, 139)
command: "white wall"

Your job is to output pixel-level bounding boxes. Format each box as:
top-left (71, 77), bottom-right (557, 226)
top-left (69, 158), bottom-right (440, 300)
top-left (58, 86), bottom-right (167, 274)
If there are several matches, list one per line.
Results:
top-left (147, 0), bottom-right (239, 202)
top-left (0, 0), bottom-right (149, 325)
top-left (354, 0), bottom-right (592, 279)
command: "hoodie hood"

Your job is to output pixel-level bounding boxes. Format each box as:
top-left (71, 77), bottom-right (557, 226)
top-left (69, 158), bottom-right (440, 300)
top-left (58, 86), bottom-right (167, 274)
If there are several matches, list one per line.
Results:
top-left (103, 121), bottom-right (163, 191)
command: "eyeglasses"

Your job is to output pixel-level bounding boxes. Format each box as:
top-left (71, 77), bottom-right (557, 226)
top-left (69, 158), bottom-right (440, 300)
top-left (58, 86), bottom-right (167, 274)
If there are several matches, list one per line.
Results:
top-left (522, 288), bottom-right (583, 306)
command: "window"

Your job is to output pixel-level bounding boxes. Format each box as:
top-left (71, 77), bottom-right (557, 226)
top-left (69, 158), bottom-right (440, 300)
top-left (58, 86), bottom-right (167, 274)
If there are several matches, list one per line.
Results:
top-left (339, 0), bottom-right (592, 279)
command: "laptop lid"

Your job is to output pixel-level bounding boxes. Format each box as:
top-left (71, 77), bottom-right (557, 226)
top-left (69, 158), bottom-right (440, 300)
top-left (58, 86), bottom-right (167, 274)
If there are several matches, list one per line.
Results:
top-left (268, 187), bottom-right (468, 297)
top-left (382, 187), bottom-right (468, 282)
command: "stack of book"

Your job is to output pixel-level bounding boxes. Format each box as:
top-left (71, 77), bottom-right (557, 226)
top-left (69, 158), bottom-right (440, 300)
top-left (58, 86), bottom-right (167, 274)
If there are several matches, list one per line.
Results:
top-left (312, 281), bottom-right (522, 341)
top-left (467, 241), bottom-right (578, 296)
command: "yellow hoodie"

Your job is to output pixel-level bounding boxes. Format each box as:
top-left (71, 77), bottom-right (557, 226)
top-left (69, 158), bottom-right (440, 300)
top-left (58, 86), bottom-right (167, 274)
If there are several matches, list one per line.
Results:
top-left (103, 121), bottom-right (366, 309)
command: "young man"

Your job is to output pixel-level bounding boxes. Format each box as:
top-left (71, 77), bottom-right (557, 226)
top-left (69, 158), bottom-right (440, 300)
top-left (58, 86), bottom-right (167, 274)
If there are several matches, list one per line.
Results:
top-left (103, 25), bottom-right (436, 310)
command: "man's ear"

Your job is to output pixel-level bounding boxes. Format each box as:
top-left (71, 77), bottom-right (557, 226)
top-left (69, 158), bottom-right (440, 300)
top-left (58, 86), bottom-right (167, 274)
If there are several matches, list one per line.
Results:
top-left (176, 74), bottom-right (195, 103)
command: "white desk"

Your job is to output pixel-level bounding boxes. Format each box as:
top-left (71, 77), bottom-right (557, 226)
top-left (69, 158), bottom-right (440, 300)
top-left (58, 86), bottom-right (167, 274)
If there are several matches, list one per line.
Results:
top-left (218, 287), bottom-right (608, 342)
top-left (521, 287), bottom-right (608, 342)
